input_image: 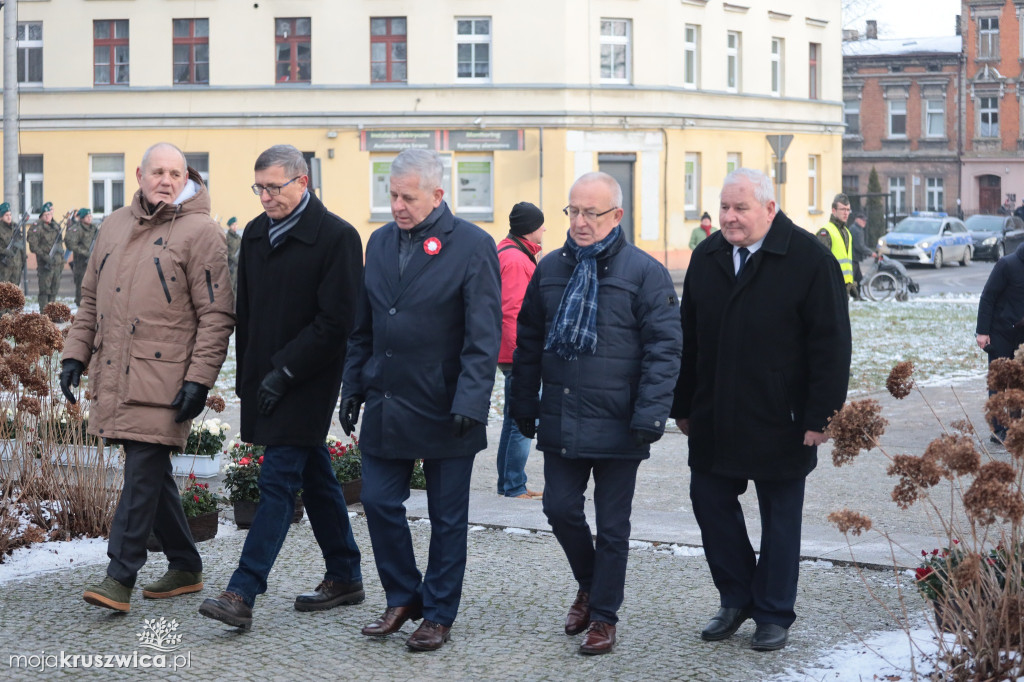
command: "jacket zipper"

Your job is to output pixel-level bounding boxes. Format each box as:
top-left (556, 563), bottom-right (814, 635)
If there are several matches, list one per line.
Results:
top-left (153, 257), bottom-right (172, 303)
top-left (98, 253), bottom-right (110, 277)
top-left (205, 269), bottom-right (214, 303)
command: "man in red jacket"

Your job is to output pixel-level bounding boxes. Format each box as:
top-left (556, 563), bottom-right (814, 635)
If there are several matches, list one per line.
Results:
top-left (497, 202), bottom-right (545, 498)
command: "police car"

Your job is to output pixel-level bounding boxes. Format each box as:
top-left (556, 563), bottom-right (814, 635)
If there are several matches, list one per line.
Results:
top-left (876, 212), bottom-right (972, 269)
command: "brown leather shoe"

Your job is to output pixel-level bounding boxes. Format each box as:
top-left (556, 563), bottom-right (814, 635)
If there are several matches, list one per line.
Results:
top-left (579, 621), bottom-right (616, 655)
top-left (361, 604), bottom-right (423, 637)
top-left (564, 590), bottom-right (591, 635)
top-left (198, 591), bottom-right (252, 631)
top-left (294, 579), bottom-right (365, 612)
top-left (405, 619), bottom-right (451, 651)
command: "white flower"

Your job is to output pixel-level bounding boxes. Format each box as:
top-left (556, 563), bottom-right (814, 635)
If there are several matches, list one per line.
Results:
top-left (227, 439), bottom-right (236, 450)
top-left (220, 423), bottom-right (231, 435)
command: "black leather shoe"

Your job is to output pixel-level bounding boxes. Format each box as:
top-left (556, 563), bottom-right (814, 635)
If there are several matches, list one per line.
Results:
top-left (294, 579), bottom-right (365, 612)
top-left (361, 604), bottom-right (423, 637)
top-left (751, 622), bottom-right (789, 651)
top-left (406, 620), bottom-right (451, 651)
top-left (198, 591), bottom-right (252, 631)
top-left (700, 607), bottom-right (752, 641)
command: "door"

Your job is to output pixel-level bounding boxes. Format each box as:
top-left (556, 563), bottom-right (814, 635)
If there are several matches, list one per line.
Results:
top-left (978, 175), bottom-right (1001, 214)
top-left (598, 154), bottom-right (635, 243)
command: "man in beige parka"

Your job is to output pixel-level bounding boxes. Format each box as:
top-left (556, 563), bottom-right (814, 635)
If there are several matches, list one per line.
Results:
top-left (60, 142), bottom-right (235, 612)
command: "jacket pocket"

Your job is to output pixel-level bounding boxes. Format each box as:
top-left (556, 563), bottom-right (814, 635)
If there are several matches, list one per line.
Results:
top-left (124, 339), bottom-right (189, 407)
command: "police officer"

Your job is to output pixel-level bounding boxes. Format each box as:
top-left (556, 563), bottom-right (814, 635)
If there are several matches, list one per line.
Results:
top-left (225, 216), bottom-right (241, 297)
top-left (0, 203), bottom-right (26, 287)
top-left (65, 208), bottom-right (99, 306)
top-left (27, 201), bottom-right (66, 308)
top-left (817, 194), bottom-right (856, 300)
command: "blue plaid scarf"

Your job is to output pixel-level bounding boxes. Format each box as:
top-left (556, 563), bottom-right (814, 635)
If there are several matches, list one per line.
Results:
top-left (545, 226), bottom-right (622, 360)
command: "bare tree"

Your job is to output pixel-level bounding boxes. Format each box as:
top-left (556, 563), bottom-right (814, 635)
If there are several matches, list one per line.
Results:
top-left (842, 0), bottom-right (880, 33)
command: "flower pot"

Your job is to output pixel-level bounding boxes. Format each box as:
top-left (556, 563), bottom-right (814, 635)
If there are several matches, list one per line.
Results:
top-left (171, 452), bottom-right (221, 478)
top-left (233, 495), bottom-right (303, 529)
top-left (146, 511), bottom-right (219, 552)
top-left (50, 444), bottom-right (120, 468)
top-left (341, 478), bottom-right (362, 505)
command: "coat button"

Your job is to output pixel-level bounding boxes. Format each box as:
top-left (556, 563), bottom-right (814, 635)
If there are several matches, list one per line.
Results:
top-left (388, 308), bottom-right (396, 315)
top-left (561, 448), bottom-right (567, 454)
top-left (563, 387), bottom-right (570, 394)
top-left (99, 429), bottom-right (104, 434)
top-left (654, 420), bottom-right (661, 427)
top-left (106, 360), bottom-right (111, 365)
top-left (384, 391), bottom-right (392, 399)
top-left (155, 352), bottom-right (162, 358)
top-left (115, 287), bottom-right (121, 292)
top-left (385, 349), bottom-right (393, 357)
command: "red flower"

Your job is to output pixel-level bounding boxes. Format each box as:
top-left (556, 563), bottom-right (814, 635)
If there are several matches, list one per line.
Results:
top-left (193, 495), bottom-right (200, 502)
top-left (423, 237), bottom-right (442, 255)
top-left (239, 457), bottom-right (251, 465)
top-left (258, 456), bottom-right (264, 464)
top-left (188, 472), bottom-right (196, 480)
top-left (915, 566), bottom-right (934, 581)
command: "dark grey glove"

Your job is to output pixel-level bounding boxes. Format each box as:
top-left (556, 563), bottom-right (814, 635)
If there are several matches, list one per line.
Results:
top-left (451, 414), bottom-right (480, 438)
top-left (256, 368), bottom-right (292, 416)
top-left (59, 359), bottom-right (85, 404)
top-left (171, 381), bottom-right (209, 423)
top-left (340, 396), bottom-right (363, 436)
top-left (631, 428), bottom-right (662, 447)
top-left (515, 418), bottom-right (536, 439)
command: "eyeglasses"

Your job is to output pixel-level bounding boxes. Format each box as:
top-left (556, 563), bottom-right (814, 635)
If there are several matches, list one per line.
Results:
top-left (251, 176), bottom-right (302, 196)
top-left (563, 205), bottom-right (618, 222)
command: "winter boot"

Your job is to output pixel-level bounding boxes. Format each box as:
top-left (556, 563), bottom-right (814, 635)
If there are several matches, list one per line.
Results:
top-left (142, 570), bottom-right (204, 599)
top-left (83, 576), bottom-right (132, 612)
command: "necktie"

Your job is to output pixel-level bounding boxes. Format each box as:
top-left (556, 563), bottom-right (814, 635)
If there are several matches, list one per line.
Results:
top-left (737, 247), bottom-right (750, 277)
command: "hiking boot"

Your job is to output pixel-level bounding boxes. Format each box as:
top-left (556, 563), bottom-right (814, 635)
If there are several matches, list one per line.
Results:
top-left (142, 570), bottom-right (204, 599)
top-left (199, 591), bottom-right (253, 631)
top-left (83, 576), bottom-right (132, 613)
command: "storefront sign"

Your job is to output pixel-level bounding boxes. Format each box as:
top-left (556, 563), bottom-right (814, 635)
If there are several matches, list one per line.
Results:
top-left (360, 129), bottom-right (524, 152)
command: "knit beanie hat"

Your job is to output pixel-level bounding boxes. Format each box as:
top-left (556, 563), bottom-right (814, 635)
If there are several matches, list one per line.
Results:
top-left (0, 203), bottom-right (9, 215)
top-left (509, 202), bottom-right (544, 237)
top-left (227, 217), bottom-right (237, 227)
top-left (77, 207), bottom-right (91, 219)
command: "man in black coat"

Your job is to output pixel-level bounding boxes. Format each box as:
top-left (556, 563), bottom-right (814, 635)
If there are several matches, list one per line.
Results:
top-left (672, 168), bottom-right (851, 651)
top-left (340, 148), bottom-right (501, 651)
top-left (976, 242), bottom-right (1024, 442)
top-left (200, 144), bottom-right (364, 630)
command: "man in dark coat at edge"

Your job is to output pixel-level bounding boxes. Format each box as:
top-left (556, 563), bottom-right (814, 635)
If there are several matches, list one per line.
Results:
top-left (976, 241), bottom-right (1024, 442)
top-left (672, 168), bottom-right (851, 652)
top-left (200, 144), bottom-right (364, 630)
top-left (511, 171), bottom-right (682, 655)
top-left (339, 148), bottom-right (501, 651)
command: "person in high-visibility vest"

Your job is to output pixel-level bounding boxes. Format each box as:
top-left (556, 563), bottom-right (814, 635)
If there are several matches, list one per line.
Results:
top-left (816, 193), bottom-right (858, 300)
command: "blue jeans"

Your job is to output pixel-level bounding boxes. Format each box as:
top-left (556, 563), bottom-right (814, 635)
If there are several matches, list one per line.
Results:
top-left (227, 444), bottom-right (362, 606)
top-left (497, 369), bottom-right (533, 497)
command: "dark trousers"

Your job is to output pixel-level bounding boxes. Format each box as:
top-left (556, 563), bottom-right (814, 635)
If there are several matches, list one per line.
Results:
top-left (360, 453), bottom-right (475, 627)
top-left (107, 440), bottom-right (201, 587)
top-left (542, 453), bottom-right (641, 625)
top-left (689, 470), bottom-right (806, 627)
top-left (226, 444), bottom-right (362, 606)
top-left (35, 261), bottom-right (62, 308)
top-left (72, 256), bottom-right (89, 306)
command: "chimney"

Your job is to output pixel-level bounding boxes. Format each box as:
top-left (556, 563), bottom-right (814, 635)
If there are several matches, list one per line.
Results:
top-left (866, 20), bottom-right (878, 40)
top-left (955, 14), bottom-right (961, 36)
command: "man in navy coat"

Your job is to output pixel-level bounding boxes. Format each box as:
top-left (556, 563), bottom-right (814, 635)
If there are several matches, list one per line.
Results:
top-left (340, 148), bottom-right (501, 651)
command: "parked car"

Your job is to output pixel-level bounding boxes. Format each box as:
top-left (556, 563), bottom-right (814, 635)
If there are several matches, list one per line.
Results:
top-left (964, 214), bottom-right (1024, 261)
top-left (876, 213), bottom-right (973, 269)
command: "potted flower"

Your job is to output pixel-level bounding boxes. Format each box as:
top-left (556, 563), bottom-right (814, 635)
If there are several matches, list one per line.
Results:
top-left (171, 417), bottom-right (230, 478)
top-left (221, 441), bottom-right (303, 528)
top-left (328, 435), bottom-right (362, 505)
top-left (147, 473), bottom-right (221, 552)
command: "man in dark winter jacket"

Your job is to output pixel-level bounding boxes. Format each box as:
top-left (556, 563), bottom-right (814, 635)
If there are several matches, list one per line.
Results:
top-left (511, 171), bottom-right (682, 655)
top-left (672, 168), bottom-right (850, 652)
top-left (200, 144), bottom-right (364, 631)
top-left (976, 242), bottom-right (1024, 442)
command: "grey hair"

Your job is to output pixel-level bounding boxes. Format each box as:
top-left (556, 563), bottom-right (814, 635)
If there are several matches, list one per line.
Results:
top-left (254, 144), bottom-right (309, 177)
top-left (390, 149), bottom-right (444, 191)
top-left (722, 168), bottom-right (775, 206)
top-left (141, 142), bottom-right (187, 173)
top-left (571, 171), bottom-right (623, 208)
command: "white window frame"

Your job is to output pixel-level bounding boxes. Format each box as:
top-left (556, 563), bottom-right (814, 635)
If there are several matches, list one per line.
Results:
top-left (978, 16), bottom-right (999, 60)
top-left (925, 177), bottom-right (944, 212)
top-left (599, 18), bottom-right (631, 84)
top-left (370, 155), bottom-right (453, 222)
top-left (184, 152), bottom-right (209, 187)
top-left (924, 99), bottom-right (945, 138)
top-left (18, 155), bottom-right (43, 219)
top-left (726, 31), bottom-right (741, 93)
top-left (844, 98), bottom-right (860, 135)
top-left (808, 155), bottom-right (819, 212)
top-left (726, 152), bottom-right (741, 175)
top-left (889, 176), bottom-right (906, 214)
top-left (979, 96), bottom-right (999, 138)
top-left (684, 24), bottom-right (699, 89)
top-left (808, 42), bottom-right (820, 100)
top-left (89, 154), bottom-right (125, 219)
top-left (770, 37), bottom-right (783, 97)
top-left (16, 22), bottom-right (43, 86)
top-left (684, 153), bottom-right (701, 214)
top-left (888, 99), bottom-right (907, 138)
top-left (455, 17), bottom-right (490, 82)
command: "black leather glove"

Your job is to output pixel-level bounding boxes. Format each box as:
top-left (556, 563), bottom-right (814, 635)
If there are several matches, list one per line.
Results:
top-left (256, 368), bottom-right (292, 416)
top-left (451, 414), bottom-right (480, 438)
top-left (59, 359), bottom-right (86, 404)
top-left (340, 396), bottom-right (363, 436)
top-left (632, 428), bottom-right (662, 447)
top-left (171, 381), bottom-right (209, 423)
top-left (516, 418), bottom-right (537, 439)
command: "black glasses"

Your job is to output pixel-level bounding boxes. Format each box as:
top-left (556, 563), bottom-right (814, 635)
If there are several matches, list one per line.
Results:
top-left (563, 205), bottom-right (618, 222)
top-left (251, 176), bottom-right (302, 196)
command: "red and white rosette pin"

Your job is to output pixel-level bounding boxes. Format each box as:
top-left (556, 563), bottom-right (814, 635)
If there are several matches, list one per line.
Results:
top-left (423, 237), bottom-right (442, 255)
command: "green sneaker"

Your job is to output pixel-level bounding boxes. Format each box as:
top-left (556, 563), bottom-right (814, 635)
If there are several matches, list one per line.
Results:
top-left (142, 570), bottom-right (204, 599)
top-left (83, 576), bottom-right (132, 612)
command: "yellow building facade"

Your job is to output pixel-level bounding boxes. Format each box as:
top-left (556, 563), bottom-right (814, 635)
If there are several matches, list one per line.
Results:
top-left (2, 0), bottom-right (843, 267)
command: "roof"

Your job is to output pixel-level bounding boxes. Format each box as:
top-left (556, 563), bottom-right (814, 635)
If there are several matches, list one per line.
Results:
top-left (842, 35), bottom-right (962, 57)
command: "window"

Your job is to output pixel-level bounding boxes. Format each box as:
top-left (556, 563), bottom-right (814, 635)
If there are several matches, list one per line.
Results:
top-left (770, 37), bottom-right (783, 97)
top-left (456, 18), bottom-right (490, 81)
top-left (844, 98), bottom-right (860, 135)
top-left (184, 153), bottom-right (209, 188)
top-left (979, 96), bottom-right (999, 138)
top-left (978, 16), bottom-right (999, 59)
top-left (808, 155), bottom-right (819, 211)
top-left (276, 17), bottom-right (311, 83)
top-left (173, 19), bottom-right (209, 85)
top-left (842, 175), bottom-right (859, 197)
top-left (16, 22), bottom-right (42, 85)
top-left (808, 42), bottom-right (820, 100)
top-left (888, 100), bottom-right (907, 138)
top-left (924, 99), bottom-right (945, 138)
top-left (18, 155), bottom-right (43, 217)
top-left (454, 157), bottom-right (494, 221)
top-left (684, 153), bottom-right (701, 214)
top-left (90, 154), bottom-right (125, 218)
top-left (726, 31), bottom-right (741, 93)
top-left (371, 156), bottom-right (453, 222)
top-left (926, 178), bottom-right (944, 212)
top-left (600, 18), bottom-right (631, 83)
top-left (370, 17), bottom-right (407, 83)
top-left (889, 176), bottom-right (906, 214)
top-left (94, 20), bottom-right (129, 86)
top-left (726, 152), bottom-right (741, 175)
top-left (683, 24), bottom-right (699, 89)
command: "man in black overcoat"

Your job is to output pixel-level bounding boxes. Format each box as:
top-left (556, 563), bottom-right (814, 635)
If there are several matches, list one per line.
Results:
top-left (200, 144), bottom-right (364, 630)
top-left (976, 241), bottom-right (1024, 442)
top-left (672, 168), bottom-right (851, 651)
top-left (340, 148), bottom-right (501, 651)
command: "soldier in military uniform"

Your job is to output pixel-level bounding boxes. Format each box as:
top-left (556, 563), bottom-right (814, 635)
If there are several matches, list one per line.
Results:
top-left (0, 202), bottom-right (26, 287)
top-left (27, 201), bottom-right (66, 308)
top-left (65, 207), bottom-right (99, 305)
top-left (225, 216), bottom-right (242, 297)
